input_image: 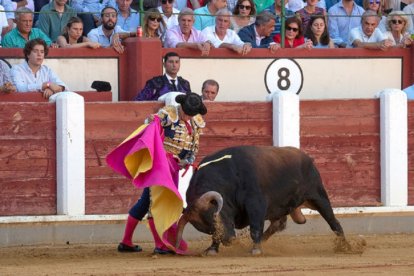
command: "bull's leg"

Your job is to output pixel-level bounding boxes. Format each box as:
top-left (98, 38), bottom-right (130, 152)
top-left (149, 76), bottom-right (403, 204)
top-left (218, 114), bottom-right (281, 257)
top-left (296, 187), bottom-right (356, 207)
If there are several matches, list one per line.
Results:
top-left (307, 195), bottom-right (344, 237)
top-left (308, 195), bottom-right (352, 251)
top-left (246, 200), bottom-right (266, 255)
top-left (205, 237), bottom-right (221, 256)
top-left (262, 215), bottom-right (287, 242)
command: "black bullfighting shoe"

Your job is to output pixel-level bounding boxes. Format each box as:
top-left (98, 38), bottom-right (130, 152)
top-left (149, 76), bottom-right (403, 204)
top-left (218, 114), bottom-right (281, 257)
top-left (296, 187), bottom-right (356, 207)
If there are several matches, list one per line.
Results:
top-left (117, 243), bottom-right (143, 252)
top-left (153, 247), bottom-right (175, 255)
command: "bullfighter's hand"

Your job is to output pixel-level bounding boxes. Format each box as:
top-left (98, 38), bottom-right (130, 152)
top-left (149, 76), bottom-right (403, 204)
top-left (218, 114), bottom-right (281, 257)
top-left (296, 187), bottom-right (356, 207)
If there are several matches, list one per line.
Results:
top-left (178, 159), bottom-right (189, 169)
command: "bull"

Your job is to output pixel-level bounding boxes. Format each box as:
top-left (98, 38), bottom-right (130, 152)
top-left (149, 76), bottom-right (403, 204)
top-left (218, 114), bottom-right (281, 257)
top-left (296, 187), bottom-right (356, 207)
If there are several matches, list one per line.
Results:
top-left (175, 146), bottom-right (348, 255)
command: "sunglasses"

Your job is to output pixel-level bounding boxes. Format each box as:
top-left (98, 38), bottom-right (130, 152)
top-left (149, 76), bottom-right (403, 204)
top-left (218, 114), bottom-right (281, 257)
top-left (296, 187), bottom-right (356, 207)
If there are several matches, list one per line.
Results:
top-left (391, 19), bottom-right (404, 24)
top-left (369, 0), bottom-right (381, 4)
top-left (161, 0), bottom-right (174, 4)
top-left (149, 17), bottom-right (162, 22)
top-left (286, 26), bottom-right (299, 32)
top-left (238, 4), bottom-right (252, 10)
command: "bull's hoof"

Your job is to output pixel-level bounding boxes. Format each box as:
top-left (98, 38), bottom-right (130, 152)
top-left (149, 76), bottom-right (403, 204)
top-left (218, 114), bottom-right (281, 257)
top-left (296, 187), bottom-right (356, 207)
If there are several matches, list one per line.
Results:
top-left (204, 248), bottom-right (218, 256)
top-left (251, 248), bottom-right (262, 255)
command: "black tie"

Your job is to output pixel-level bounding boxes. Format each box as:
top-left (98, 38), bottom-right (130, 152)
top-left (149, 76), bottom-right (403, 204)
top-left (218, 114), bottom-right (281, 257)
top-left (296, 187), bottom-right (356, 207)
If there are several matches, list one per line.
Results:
top-left (171, 79), bottom-right (178, 91)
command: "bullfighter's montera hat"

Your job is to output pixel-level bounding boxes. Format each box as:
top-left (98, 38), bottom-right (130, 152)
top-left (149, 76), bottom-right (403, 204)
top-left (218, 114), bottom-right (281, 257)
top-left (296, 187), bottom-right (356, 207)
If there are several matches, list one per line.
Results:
top-left (175, 92), bottom-right (207, 116)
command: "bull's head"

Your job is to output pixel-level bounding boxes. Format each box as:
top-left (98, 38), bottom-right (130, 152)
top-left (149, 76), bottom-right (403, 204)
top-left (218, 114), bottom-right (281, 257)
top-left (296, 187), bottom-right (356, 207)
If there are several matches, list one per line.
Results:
top-left (176, 191), bottom-right (224, 248)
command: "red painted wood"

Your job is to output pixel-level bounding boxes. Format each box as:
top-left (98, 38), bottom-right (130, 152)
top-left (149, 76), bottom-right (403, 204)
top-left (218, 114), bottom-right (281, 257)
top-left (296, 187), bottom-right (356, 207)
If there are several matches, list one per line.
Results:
top-left (1, 99), bottom-right (412, 216)
top-left (301, 100), bottom-right (381, 206)
top-left (84, 102), bottom-right (273, 214)
top-left (0, 91), bottom-right (112, 102)
top-left (0, 103), bottom-right (56, 215)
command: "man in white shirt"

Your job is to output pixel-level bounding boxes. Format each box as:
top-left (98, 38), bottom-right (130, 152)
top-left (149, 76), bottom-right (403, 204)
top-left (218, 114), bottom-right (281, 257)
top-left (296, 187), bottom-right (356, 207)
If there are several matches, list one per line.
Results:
top-left (0, 4), bottom-right (8, 43)
top-left (158, 0), bottom-right (180, 30)
top-left (348, 10), bottom-right (392, 50)
top-left (11, 38), bottom-right (66, 99)
top-left (201, 8), bottom-right (251, 55)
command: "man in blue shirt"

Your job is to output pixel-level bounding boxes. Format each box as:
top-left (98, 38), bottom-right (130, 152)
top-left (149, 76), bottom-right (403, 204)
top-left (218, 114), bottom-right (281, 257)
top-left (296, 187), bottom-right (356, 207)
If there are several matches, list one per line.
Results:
top-left (403, 85), bottom-right (414, 100)
top-left (328, 0), bottom-right (364, 47)
top-left (88, 6), bottom-right (137, 53)
top-left (114, 0), bottom-right (140, 33)
top-left (193, 0), bottom-right (227, 30)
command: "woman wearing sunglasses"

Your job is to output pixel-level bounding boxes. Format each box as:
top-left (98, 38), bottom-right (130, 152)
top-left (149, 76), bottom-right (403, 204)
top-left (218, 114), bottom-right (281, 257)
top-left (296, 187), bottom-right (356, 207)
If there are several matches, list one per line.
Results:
top-left (384, 11), bottom-right (413, 47)
top-left (273, 16), bottom-right (313, 49)
top-left (143, 8), bottom-right (167, 43)
top-left (231, 0), bottom-right (256, 33)
top-left (304, 15), bottom-right (334, 48)
top-left (363, 0), bottom-right (387, 32)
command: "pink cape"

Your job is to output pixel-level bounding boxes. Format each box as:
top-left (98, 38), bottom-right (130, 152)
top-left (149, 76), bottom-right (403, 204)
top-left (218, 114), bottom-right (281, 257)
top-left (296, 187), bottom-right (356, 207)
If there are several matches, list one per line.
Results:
top-left (106, 116), bottom-right (187, 254)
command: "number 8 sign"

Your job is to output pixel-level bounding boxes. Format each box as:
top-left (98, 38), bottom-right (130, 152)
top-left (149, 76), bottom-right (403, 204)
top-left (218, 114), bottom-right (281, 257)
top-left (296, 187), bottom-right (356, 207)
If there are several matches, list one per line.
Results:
top-left (265, 58), bottom-right (303, 95)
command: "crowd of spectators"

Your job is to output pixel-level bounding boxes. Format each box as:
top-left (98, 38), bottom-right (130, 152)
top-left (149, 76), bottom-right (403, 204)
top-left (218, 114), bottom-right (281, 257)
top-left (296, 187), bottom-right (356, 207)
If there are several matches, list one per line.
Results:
top-left (1, 0), bottom-right (414, 98)
top-left (1, 0), bottom-right (413, 51)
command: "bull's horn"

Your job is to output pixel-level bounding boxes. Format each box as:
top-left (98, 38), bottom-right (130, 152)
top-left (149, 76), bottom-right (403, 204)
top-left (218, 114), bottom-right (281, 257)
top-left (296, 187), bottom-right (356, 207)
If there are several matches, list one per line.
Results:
top-left (196, 191), bottom-right (223, 215)
top-left (175, 214), bottom-right (188, 249)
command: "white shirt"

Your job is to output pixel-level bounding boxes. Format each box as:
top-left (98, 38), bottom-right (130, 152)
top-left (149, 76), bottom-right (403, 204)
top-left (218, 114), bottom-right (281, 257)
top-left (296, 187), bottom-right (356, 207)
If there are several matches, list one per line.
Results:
top-left (11, 61), bottom-right (67, 92)
top-left (384, 31), bottom-right (410, 46)
top-left (348, 26), bottom-right (386, 47)
top-left (201, 25), bottom-right (244, 48)
top-left (254, 25), bottom-right (265, 47)
top-left (158, 6), bottom-right (179, 30)
top-left (403, 4), bottom-right (414, 34)
top-left (87, 25), bottom-right (126, 47)
top-left (0, 5), bottom-right (8, 44)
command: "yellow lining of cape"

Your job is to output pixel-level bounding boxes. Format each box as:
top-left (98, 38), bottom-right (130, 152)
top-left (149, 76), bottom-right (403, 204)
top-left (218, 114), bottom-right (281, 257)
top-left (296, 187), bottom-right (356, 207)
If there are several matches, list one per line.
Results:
top-left (123, 124), bottom-right (153, 179)
top-left (150, 185), bottom-right (183, 249)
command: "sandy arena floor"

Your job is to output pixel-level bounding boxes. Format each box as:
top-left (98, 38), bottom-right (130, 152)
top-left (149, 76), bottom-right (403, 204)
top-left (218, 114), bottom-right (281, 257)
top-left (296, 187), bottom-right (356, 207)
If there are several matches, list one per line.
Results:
top-left (1, 233), bottom-right (414, 275)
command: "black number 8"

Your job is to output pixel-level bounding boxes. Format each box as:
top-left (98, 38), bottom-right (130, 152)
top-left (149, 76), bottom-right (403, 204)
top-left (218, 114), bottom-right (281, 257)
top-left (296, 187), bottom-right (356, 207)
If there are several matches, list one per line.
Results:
top-left (277, 67), bottom-right (290, 91)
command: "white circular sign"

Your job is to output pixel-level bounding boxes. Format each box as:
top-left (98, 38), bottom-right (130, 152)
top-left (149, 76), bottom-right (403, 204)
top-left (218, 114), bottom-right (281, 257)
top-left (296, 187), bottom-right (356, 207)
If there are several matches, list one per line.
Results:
top-left (265, 58), bottom-right (303, 95)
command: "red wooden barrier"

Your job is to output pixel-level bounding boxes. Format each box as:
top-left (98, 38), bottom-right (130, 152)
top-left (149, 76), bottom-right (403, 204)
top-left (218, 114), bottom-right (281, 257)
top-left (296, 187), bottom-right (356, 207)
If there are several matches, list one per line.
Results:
top-left (0, 91), bottom-right (112, 102)
top-left (300, 99), bottom-right (381, 207)
top-left (0, 100), bottom-right (411, 216)
top-left (0, 103), bottom-right (56, 216)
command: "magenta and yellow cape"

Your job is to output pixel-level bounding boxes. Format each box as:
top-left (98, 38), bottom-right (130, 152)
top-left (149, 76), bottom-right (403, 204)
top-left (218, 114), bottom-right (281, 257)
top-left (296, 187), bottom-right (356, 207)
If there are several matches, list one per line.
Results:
top-left (106, 116), bottom-right (187, 254)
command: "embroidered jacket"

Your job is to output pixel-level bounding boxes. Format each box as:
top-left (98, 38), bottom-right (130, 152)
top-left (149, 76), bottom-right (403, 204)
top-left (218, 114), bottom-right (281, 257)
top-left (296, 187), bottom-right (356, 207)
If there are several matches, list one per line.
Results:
top-left (148, 105), bottom-right (205, 163)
